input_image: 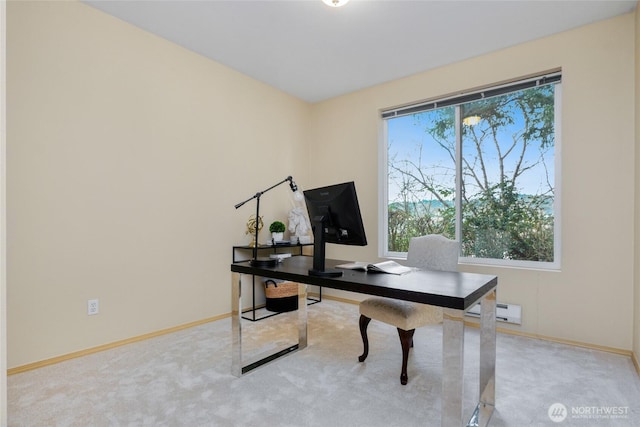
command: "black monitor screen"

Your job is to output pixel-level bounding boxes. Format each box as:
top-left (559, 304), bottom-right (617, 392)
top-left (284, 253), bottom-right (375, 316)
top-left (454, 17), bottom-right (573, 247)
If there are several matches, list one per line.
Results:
top-left (304, 181), bottom-right (367, 276)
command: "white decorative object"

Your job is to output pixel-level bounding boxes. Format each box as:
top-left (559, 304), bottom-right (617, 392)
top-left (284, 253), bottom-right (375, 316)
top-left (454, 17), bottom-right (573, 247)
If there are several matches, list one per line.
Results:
top-left (288, 207), bottom-right (310, 242)
top-left (298, 235), bottom-right (311, 244)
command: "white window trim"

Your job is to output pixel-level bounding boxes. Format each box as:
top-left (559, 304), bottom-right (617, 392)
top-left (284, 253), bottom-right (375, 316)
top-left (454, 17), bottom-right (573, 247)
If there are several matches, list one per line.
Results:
top-left (378, 79), bottom-right (562, 271)
top-left (377, 118), bottom-right (390, 259)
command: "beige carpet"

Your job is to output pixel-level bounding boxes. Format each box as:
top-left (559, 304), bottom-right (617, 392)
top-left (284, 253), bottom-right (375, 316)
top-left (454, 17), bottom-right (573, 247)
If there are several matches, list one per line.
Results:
top-left (8, 299), bottom-right (640, 426)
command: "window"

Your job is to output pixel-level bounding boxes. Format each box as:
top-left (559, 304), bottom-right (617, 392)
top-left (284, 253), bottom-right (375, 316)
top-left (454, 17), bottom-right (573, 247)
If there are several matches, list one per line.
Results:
top-left (380, 73), bottom-right (561, 269)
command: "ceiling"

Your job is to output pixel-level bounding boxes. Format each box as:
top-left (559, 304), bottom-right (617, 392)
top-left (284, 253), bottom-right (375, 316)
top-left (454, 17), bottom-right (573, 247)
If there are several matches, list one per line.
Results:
top-left (84, 0), bottom-right (637, 103)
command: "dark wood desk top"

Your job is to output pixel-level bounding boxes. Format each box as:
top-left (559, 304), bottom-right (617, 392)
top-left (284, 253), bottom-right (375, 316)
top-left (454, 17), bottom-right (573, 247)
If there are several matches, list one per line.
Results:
top-left (231, 256), bottom-right (497, 310)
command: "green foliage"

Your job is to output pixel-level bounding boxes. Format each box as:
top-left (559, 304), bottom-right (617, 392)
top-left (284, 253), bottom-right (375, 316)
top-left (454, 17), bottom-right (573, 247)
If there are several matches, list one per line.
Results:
top-left (387, 84), bottom-right (556, 262)
top-left (388, 201), bottom-right (456, 252)
top-left (269, 221), bottom-right (286, 233)
top-left (460, 181), bottom-right (554, 261)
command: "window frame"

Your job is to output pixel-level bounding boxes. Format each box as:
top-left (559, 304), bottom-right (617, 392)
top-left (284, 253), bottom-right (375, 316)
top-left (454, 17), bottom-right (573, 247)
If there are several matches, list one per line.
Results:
top-left (378, 75), bottom-right (562, 270)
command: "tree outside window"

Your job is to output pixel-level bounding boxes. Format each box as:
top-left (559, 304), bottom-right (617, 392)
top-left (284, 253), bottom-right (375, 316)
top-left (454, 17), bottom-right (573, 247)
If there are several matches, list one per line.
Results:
top-left (384, 80), bottom-right (559, 266)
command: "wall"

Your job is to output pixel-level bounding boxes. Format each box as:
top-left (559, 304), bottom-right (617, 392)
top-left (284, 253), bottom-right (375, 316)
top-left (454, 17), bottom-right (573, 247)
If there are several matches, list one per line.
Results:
top-left (1, 0), bottom-right (6, 422)
top-left (311, 13), bottom-right (636, 351)
top-left (634, 2), bottom-right (640, 369)
top-left (6, 1), bottom-right (310, 368)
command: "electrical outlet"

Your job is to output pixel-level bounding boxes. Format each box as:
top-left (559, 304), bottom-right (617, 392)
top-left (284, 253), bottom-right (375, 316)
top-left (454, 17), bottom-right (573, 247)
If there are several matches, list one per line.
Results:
top-left (88, 299), bottom-right (99, 315)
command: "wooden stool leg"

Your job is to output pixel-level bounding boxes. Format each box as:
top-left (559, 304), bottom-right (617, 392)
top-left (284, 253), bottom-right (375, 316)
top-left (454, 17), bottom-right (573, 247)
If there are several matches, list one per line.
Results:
top-left (397, 328), bottom-right (415, 385)
top-left (358, 315), bottom-right (372, 362)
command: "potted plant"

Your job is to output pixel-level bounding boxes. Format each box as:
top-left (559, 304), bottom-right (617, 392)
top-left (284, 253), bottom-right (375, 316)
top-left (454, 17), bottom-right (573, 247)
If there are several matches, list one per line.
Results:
top-left (269, 221), bottom-right (286, 242)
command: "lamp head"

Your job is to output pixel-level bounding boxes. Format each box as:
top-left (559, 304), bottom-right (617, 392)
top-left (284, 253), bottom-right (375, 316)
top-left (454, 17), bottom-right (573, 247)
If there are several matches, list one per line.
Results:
top-left (287, 176), bottom-right (297, 192)
top-left (288, 176), bottom-right (304, 202)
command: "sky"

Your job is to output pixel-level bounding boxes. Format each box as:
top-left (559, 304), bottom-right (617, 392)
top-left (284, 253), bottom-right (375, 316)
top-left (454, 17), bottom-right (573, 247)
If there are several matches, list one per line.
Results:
top-left (386, 99), bottom-right (555, 204)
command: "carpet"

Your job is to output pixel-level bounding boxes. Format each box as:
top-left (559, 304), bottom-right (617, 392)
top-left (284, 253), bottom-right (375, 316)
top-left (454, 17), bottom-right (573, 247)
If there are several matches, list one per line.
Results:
top-left (8, 299), bottom-right (640, 426)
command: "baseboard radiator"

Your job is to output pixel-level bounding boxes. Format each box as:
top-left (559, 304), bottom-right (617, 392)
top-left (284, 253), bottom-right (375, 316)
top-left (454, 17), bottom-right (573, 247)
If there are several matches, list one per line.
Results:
top-left (465, 302), bottom-right (522, 325)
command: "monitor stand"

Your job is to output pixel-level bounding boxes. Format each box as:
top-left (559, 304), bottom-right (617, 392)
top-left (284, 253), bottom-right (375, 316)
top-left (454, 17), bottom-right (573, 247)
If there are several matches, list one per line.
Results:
top-left (308, 217), bottom-right (343, 277)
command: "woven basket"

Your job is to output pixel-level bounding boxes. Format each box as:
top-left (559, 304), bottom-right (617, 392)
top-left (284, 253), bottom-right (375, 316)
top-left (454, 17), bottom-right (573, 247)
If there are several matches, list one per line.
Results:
top-left (264, 280), bottom-right (298, 312)
top-left (264, 280), bottom-right (298, 298)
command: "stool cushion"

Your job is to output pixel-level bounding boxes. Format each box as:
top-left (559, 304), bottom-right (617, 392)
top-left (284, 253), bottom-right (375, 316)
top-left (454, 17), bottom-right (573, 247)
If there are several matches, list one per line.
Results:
top-left (359, 297), bottom-right (443, 331)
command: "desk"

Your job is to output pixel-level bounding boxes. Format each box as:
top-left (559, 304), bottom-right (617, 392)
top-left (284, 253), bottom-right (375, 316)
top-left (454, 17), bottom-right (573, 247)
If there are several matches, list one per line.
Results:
top-left (230, 256), bottom-right (497, 427)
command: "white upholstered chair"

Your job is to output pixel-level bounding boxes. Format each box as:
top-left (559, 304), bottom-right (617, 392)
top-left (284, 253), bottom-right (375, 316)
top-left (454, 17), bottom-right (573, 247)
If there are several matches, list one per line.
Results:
top-left (358, 234), bottom-right (459, 385)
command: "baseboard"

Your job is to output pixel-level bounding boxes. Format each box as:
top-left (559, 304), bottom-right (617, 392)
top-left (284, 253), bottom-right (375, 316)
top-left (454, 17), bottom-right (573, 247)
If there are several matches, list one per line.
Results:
top-left (461, 320), bottom-right (633, 358)
top-left (8, 296), bottom-right (637, 377)
top-left (325, 294), bottom-right (636, 359)
top-left (9, 294), bottom-right (330, 375)
top-left (8, 294), bottom-right (329, 375)
top-left (319, 293), bottom-right (359, 305)
top-left (7, 313), bottom-right (229, 376)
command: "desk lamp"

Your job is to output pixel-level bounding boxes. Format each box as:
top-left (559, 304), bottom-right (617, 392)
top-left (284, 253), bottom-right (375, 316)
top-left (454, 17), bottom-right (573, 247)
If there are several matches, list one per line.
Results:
top-left (234, 176), bottom-right (303, 267)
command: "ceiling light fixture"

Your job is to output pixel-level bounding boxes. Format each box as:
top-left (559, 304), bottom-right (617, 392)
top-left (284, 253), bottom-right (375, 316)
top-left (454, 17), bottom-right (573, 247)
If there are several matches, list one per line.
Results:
top-left (322, 0), bottom-right (350, 7)
top-left (463, 115), bottom-right (481, 126)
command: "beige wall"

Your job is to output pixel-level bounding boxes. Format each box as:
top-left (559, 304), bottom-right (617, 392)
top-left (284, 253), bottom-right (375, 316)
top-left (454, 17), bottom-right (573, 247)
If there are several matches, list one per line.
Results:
top-left (1, 0), bottom-right (6, 422)
top-left (311, 13), bottom-right (636, 351)
top-left (635, 2), bottom-right (640, 367)
top-left (6, 1), bottom-right (310, 368)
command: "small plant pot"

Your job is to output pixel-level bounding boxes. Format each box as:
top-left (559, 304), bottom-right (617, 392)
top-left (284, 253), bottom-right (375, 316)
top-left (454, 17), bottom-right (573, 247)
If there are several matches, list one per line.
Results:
top-left (271, 232), bottom-right (284, 242)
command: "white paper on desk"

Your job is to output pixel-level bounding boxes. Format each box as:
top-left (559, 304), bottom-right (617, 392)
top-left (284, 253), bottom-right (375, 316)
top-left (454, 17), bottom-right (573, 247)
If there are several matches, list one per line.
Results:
top-left (336, 260), bottom-right (412, 275)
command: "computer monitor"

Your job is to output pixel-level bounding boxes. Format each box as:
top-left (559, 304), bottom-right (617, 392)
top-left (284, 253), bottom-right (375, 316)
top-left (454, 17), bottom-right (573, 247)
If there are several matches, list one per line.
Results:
top-left (303, 181), bottom-right (368, 277)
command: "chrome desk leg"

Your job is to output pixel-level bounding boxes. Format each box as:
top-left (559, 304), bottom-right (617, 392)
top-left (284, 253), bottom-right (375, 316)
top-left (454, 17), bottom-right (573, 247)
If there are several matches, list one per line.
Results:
top-left (231, 273), bottom-right (308, 377)
top-left (442, 307), bottom-right (465, 426)
top-left (297, 282), bottom-right (308, 349)
top-left (442, 288), bottom-right (497, 427)
top-left (231, 271), bottom-right (242, 377)
top-left (476, 289), bottom-right (497, 426)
